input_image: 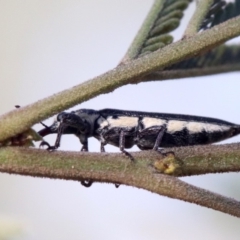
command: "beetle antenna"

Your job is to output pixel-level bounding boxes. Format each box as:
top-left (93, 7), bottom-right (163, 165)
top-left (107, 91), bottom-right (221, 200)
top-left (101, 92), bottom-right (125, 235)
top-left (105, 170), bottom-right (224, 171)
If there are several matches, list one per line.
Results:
top-left (39, 121), bottom-right (50, 129)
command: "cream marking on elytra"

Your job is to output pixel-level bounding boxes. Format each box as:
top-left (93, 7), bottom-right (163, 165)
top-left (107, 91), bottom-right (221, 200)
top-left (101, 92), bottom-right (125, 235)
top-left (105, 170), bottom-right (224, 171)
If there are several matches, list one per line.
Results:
top-left (98, 117), bottom-right (109, 128)
top-left (107, 116), bottom-right (138, 128)
top-left (142, 117), bottom-right (167, 128)
top-left (40, 108), bottom-right (240, 156)
top-left (167, 120), bottom-right (187, 133)
top-left (204, 123), bottom-right (229, 132)
top-left (186, 122), bottom-right (204, 133)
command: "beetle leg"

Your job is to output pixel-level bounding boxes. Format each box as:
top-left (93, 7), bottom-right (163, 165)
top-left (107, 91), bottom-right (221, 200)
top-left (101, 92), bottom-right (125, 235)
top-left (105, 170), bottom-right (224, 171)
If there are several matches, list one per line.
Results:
top-left (100, 129), bottom-right (135, 160)
top-left (76, 134), bottom-right (89, 152)
top-left (80, 139), bottom-right (88, 152)
top-left (153, 125), bottom-right (166, 151)
top-left (100, 142), bottom-right (106, 152)
top-left (99, 135), bottom-right (107, 152)
top-left (80, 144), bottom-right (88, 152)
top-left (39, 140), bottom-right (53, 149)
top-left (119, 130), bottom-right (134, 161)
top-left (39, 123), bottom-right (66, 150)
top-left (53, 123), bottom-right (66, 149)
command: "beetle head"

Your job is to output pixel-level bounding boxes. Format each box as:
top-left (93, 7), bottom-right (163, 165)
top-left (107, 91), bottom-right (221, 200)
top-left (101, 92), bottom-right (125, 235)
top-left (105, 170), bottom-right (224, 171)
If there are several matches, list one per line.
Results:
top-left (57, 112), bottom-right (90, 134)
top-left (38, 111), bottom-right (92, 138)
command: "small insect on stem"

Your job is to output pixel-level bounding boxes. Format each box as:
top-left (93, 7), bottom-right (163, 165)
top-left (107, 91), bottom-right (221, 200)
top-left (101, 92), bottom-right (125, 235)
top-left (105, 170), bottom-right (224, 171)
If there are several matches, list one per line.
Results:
top-left (38, 108), bottom-right (240, 156)
top-left (38, 108), bottom-right (240, 187)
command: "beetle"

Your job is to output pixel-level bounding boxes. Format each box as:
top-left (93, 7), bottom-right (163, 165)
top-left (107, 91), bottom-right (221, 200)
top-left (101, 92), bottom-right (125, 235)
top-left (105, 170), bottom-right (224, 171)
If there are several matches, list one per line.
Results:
top-left (38, 108), bottom-right (240, 188)
top-left (38, 108), bottom-right (240, 156)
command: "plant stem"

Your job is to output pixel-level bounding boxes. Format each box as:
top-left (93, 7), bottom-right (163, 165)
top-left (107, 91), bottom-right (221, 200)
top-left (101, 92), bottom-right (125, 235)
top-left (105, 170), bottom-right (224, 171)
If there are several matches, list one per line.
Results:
top-left (1, 16), bottom-right (240, 141)
top-left (141, 64), bottom-right (240, 82)
top-left (1, 145), bottom-right (240, 217)
top-left (184, 0), bottom-right (214, 37)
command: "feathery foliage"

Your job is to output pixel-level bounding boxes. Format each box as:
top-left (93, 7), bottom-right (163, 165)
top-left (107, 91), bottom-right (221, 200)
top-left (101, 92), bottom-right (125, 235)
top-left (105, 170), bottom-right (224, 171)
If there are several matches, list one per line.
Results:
top-left (137, 0), bottom-right (192, 58)
top-left (201, 0), bottom-right (240, 30)
top-left (166, 0), bottom-right (240, 71)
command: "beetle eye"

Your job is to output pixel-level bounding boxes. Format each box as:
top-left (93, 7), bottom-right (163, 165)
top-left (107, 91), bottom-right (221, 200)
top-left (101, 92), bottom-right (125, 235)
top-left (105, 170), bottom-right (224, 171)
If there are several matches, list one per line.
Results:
top-left (57, 112), bottom-right (66, 122)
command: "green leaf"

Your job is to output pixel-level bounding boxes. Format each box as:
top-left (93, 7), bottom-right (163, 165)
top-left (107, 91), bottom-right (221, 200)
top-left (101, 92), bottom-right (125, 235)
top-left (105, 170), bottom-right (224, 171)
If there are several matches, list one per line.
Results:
top-left (200, 0), bottom-right (240, 30)
top-left (137, 0), bottom-right (191, 57)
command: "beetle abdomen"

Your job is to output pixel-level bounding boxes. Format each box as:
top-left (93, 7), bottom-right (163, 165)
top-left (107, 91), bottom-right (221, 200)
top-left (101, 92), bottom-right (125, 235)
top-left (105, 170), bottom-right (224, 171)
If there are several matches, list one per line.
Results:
top-left (136, 119), bottom-right (240, 150)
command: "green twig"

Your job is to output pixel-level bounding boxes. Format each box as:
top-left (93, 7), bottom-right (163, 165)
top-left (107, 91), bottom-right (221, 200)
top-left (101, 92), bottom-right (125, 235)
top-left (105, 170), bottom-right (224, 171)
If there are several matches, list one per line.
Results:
top-left (0, 16), bottom-right (240, 142)
top-left (1, 144), bottom-right (240, 217)
top-left (142, 63), bottom-right (240, 82)
top-left (1, 143), bottom-right (240, 180)
top-left (184, 0), bottom-right (214, 37)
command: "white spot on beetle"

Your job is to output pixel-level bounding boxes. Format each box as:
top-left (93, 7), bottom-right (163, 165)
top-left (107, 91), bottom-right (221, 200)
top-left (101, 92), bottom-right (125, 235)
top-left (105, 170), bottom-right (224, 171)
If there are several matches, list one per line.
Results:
top-left (142, 117), bottom-right (166, 128)
top-left (186, 122), bottom-right (204, 133)
top-left (167, 120), bottom-right (187, 133)
top-left (107, 116), bottom-right (138, 128)
top-left (186, 122), bottom-right (230, 134)
top-left (98, 117), bottom-right (109, 128)
top-left (204, 123), bottom-right (229, 132)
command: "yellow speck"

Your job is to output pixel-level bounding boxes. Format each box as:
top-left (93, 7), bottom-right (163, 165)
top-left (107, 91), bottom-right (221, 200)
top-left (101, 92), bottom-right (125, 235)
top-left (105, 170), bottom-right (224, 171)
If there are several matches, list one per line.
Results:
top-left (153, 152), bottom-right (182, 175)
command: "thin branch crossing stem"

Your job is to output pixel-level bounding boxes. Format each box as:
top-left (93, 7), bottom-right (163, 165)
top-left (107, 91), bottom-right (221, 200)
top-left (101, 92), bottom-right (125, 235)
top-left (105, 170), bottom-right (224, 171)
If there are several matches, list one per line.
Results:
top-left (1, 16), bottom-right (240, 142)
